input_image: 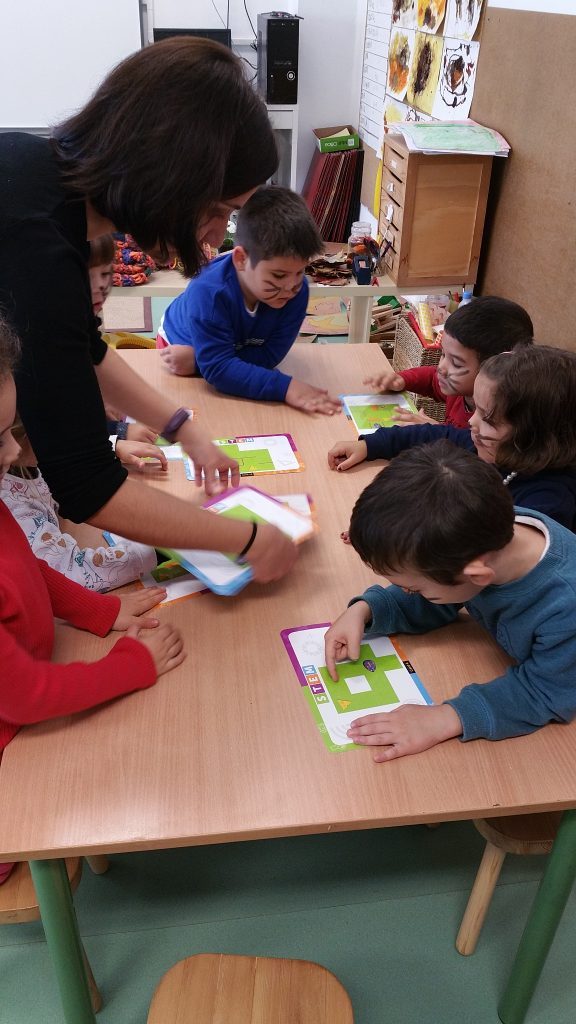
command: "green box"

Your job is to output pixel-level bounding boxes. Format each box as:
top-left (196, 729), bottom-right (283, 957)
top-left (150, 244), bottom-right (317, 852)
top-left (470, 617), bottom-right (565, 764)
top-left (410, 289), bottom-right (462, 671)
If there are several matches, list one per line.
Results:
top-left (314, 125), bottom-right (360, 153)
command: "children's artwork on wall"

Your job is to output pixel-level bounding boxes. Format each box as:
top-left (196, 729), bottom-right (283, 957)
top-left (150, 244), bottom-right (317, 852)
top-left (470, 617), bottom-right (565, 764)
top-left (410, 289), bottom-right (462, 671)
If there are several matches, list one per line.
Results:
top-left (392, 0), bottom-right (417, 30)
top-left (384, 95), bottom-right (434, 135)
top-left (444, 0), bottom-right (484, 41)
top-left (417, 0), bottom-right (447, 34)
top-left (387, 28), bottom-right (415, 101)
top-left (432, 38), bottom-right (480, 119)
top-left (406, 31), bottom-right (444, 115)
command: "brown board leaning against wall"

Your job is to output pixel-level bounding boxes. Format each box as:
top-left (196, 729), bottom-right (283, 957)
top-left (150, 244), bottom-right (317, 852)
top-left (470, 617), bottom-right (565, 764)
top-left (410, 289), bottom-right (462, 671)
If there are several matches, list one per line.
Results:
top-left (471, 8), bottom-right (576, 351)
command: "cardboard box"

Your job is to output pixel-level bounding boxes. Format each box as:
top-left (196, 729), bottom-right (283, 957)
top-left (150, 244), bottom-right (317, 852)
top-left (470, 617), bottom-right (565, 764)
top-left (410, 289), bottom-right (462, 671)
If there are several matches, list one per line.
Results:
top-left (313, 126), bottom-right (360, 153)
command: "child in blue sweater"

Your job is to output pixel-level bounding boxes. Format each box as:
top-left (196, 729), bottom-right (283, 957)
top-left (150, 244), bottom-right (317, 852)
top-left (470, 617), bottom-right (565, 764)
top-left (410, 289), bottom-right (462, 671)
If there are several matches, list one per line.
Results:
top-left (157, 186), bottom-right (341, 415)
top-left (329, 345), bottom-right (576, 532)
top-left (325, 442), bottom-right (576, 762)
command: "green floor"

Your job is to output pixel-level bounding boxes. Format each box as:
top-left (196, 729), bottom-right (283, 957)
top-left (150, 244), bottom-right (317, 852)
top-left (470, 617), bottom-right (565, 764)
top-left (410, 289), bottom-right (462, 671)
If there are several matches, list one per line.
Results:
top-left (2, 821), bottom-right (576, 1024)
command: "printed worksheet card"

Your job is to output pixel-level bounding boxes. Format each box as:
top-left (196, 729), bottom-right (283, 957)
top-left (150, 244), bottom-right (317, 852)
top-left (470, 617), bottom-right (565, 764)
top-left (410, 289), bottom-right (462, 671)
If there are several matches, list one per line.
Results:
top-left (140, 560), bottom-right (208, 605)
top-left (341, 393), bottom-right (417, 434)
top-left (184, 434), bottom-right (303, 480)
top-left (161, 486), bottom-right (316, 596)
top-left (282, 624), bottom-right (431, 752)
top-left (276, 494), bottom-right (316, 520)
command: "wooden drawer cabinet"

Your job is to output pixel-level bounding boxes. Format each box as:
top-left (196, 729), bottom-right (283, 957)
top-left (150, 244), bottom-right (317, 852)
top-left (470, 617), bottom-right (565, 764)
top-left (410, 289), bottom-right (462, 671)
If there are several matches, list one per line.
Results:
top-left (379, 136), bottom-right (493, 288)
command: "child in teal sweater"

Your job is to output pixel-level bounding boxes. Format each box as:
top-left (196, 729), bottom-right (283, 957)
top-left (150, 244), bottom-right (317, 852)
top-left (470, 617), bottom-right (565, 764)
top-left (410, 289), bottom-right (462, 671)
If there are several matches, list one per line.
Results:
top-left (325, 442), bottom-right (576, 762)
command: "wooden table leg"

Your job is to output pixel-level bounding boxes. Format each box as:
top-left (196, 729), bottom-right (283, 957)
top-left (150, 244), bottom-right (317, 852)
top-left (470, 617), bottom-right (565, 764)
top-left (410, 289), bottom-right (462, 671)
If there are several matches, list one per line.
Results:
top-left (30, 859), bottom-right (97, 1024)
top-left (347, 294), bottom-right (373, 343)
top-left (498, 808), bottom-right (576, 1024)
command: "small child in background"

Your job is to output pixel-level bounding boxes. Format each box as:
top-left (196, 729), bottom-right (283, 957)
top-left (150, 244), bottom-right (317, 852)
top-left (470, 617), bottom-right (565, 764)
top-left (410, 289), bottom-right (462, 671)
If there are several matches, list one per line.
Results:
top-left (329, 345), bottom-right (576, 532)
top-left (157, 185), bottom-right (341, 415)
top-left (325, 442), bottom-right (576, 762)
top-left (363, 296), bottom-right (534, 428)
top-left (1, 416), bottom-right (160, 590)
top-left (0, 317), bottom-right (184, 883)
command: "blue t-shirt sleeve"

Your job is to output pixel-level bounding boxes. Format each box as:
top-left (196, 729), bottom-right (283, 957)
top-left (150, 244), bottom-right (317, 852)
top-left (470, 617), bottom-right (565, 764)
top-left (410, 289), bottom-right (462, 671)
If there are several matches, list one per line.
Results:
top-left (363, 424), bottom-right (474, 461)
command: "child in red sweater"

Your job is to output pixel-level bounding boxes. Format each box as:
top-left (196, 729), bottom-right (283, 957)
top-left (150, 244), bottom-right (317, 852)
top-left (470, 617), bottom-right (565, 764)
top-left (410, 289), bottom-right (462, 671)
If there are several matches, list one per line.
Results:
top-left (0, 319), bottom-right (185, 884)
top-left (363, 296), bottom-right (534, 428)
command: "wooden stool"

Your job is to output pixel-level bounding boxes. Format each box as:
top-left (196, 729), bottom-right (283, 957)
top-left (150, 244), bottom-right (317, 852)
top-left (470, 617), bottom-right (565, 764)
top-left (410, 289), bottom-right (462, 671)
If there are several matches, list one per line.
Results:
top-left (0, 858), bottom-right (106, 1012)
top-left (456, 813), bottom-right (561, 955)
top-left (147, 953), bottom-right (354, 1023)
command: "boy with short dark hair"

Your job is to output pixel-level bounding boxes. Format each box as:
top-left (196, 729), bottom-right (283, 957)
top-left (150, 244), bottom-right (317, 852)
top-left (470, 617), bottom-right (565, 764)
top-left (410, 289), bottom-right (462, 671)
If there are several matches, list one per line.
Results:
top-left (328, 295), bottom-right (534, 471)
top-left (157, 185), bottom-right (341, 414)
top-left (364, 295), bottom-right (534, 428)
top-left (324, 442), bottom-right (576, 762)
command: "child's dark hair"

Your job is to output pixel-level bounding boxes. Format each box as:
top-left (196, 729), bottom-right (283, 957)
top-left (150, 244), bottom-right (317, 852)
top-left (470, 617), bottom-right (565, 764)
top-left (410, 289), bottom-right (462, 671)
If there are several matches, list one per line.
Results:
top-left (234, 186), bottom-right (323, 266)
top-left (444, 296), bottom-right (534, 362)
top-left (89, 234), bottom-right (115, 268)
top-left (479, 345), bottom-right (576, 474)
top-left (52, 38), bottom-right (278, 278)
top-left (349, 441), bottom-right (514, 585)
top-left (0, 313), bottom-right (20, 382)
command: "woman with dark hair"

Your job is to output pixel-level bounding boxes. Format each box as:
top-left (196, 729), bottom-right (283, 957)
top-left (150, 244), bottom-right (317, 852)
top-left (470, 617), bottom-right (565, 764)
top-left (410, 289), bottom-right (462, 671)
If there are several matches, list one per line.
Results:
top-left (0, 38), bottom-right (296, 582)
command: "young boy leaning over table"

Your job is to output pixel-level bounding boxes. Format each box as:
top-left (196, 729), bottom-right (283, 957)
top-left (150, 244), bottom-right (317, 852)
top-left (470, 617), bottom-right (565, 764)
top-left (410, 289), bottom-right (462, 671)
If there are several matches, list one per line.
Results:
top-left (157, 185), bottom-right (341, 415)
top-left (324, 442), bottom-right (576, 763)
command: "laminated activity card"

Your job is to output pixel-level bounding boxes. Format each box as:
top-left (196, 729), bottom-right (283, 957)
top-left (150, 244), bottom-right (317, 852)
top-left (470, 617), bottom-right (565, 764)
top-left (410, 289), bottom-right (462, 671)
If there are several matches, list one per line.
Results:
top-left (160, 486), bottom-right (316, 596)
top-left (281, 624), bottom-right (431, 752)
top-left (341, 394), bottom-right (417, 435)
top-left (184, 433), bottom-right (303, 479)
top-left (140, 560), bottom-right (208, 605)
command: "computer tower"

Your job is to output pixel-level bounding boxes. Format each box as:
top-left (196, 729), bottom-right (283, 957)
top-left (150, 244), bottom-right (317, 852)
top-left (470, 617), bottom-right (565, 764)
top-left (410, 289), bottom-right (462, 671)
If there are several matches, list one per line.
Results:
top-left (257, 13), bottom-right (299, 105)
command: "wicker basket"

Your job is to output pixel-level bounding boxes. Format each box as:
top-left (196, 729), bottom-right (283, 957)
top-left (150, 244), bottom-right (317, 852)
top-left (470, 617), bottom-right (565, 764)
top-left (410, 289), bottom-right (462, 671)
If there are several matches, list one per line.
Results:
top-left (392, 316), bottom-right (446, 423)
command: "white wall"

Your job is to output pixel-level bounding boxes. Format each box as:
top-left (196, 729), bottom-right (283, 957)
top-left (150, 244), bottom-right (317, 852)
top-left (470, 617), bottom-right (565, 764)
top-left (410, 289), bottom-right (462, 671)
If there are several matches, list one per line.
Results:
top-left (150, 1), bottom-right (369, 192)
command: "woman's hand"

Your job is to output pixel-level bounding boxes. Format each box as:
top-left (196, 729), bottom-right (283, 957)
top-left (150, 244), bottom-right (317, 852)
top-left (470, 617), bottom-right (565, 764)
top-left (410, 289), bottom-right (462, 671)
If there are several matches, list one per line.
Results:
top-left (115, 440), bottom-right (168, 472)
top-left (244, 522), bottom-right (298, 583)
top-left (112, 587), bottom-right (167, 631)
top-left (178, 421), bottom-right (240, 496)
top-left (327, 439), bottom-right (368, 471)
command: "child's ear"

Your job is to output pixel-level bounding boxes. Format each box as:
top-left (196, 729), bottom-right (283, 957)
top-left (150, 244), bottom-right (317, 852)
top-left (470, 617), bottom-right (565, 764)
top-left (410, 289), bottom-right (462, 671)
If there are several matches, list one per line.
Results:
top-left (232, 245), bottom-right (249, 272)
top-left (461, 558), bottom-right (496, 588)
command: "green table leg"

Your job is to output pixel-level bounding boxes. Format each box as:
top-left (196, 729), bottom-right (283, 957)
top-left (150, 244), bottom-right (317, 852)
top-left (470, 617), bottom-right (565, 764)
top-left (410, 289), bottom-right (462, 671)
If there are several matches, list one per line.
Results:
top-left (30, 858), bottom-right (96, 1024)
top-left (498, 808), bottom-right (576, 1024)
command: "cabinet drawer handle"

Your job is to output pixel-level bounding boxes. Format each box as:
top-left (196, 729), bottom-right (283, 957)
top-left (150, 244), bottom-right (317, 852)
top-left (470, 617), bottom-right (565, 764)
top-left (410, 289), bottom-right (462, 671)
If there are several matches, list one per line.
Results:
top-left (386, 181), bottom-right (395, 194)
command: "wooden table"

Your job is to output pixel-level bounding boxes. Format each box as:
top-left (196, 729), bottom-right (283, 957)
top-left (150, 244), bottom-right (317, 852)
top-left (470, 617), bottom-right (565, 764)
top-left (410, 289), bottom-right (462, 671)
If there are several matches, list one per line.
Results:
top-left (1, 346), bottom-right (575, 1024)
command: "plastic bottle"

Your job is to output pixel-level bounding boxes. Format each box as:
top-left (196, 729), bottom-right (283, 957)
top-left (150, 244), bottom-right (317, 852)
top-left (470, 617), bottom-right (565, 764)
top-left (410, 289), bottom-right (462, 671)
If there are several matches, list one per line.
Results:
top-left (348, 221), bottom-right (371, 254)
top-left (459, 289), bottom-right (474, 307)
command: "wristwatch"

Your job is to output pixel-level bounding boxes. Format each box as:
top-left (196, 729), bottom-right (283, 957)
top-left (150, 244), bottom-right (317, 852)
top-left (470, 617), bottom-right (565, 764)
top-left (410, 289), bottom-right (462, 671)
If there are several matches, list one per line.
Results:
top-left (160, 407), bottom-right (192, 443)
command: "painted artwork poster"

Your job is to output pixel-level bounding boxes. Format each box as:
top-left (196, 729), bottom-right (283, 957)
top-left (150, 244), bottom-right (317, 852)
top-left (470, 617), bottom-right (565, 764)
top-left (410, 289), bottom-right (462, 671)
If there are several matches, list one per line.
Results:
top-left (387, 28), bottom-right (415, 101)
top-left (406, 31), bottom-right (444, 115)
top-left (384, 94), bottom-right (433, 134)
top-left (417, 0), bottom-right (447, 34)
top-left (444, 0), bottom-right (484, 41)
top-left (392, 0), bottom-right (417, 30)
top-left (432, 38), bottom-right (480, 120)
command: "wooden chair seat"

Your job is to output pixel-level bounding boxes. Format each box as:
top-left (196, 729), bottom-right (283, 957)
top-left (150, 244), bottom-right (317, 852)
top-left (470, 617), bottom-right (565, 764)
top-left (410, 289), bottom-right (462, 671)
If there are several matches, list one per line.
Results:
top-left (456, 813), bottom-right (561, 956)
top-left (0, 858), bottom-right (107, 1011)
top-left (147, 953), bottom-right (354, 1023)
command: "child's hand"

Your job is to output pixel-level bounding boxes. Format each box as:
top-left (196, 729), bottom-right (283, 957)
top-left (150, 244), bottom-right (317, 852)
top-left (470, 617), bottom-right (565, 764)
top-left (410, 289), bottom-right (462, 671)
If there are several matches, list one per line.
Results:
top-left (126, 622), bottom-right (186, 676)
top-left (362, 370), bottom-right (405, 393)
top-left (112, 587), bottom-right (167, 631)
top-left (324, 601), bottom-right (372, 680)
top-left (346, 704), bottom-right (463, 762)
top-left (115, 440), bottom-right (168, 472)
top-left (245, 522), bottom-right (298, 582)
top-left (393, 408), bottom-right (436, 426)
top-left (327, 439), bottom-right (368, 471)
top-left (159, 345), bottom-right (196, 376)
top-left (126, 422), bottom-right (159, 443)
top-left (285, 379), bottom-right (342, 416)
